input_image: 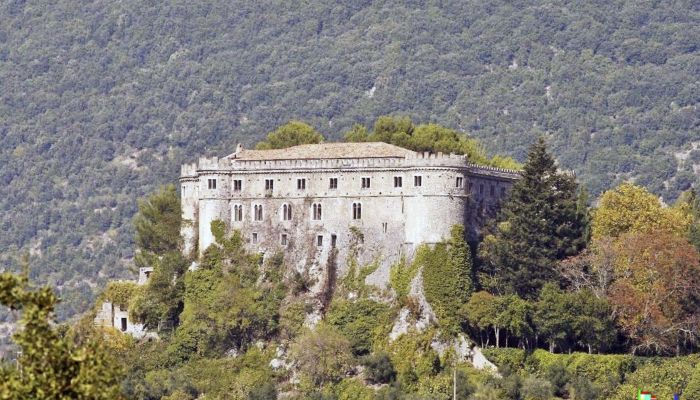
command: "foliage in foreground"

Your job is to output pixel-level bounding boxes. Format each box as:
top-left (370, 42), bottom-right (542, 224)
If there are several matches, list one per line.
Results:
top-left (0, 272), bottom-right (122, 399)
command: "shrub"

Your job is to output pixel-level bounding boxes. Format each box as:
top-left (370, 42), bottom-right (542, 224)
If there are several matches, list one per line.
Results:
top-left (362, 352), bottom-right (396, 384)
top-left (326, 298), bottom-right (393, 355)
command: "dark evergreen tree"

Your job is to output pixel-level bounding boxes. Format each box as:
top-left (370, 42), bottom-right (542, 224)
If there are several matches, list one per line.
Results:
top-left (479, 138), bottom-right (588, 298)
top-left (130, 185), bottom-right (188, 331)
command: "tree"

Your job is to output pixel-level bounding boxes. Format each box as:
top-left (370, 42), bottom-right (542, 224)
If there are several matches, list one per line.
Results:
top-left (133, 184), bottom-right (182, 255)
top-left (676, 188), bottom-right (700, 252)
top-left (479, 138), bottom-right (589, 298)
top-left (592, 183), bottom-right (691, 240)
top-left (571, 289), bottom-right (616, 354)
top-left (344, 116), bottom-right (520, 168)
top-left (255, 120), bottom-right (324, 149)
top-left (533, 284), bottom-right (576, 353)
top-left (462, 291), bottom-right (499, 347)
top-left (131, 186), bottom-right (187, 331)
top-left (0, 272), bottom-right (122, 399)
top-left (290, 325), bottom-right (353, 387)
top-left (607, 232), bottom-right (700, 355)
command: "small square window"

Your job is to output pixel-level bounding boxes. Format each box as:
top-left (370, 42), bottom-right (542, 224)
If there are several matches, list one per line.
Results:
top-left (456, 177), bottom-right (463, 188)
top-left (317, 235), bottom-right (323, 246)
top-left (394, 176), bottom-right (402, 188)
top-left (361, 177), bottom-right (371, 189)
top-left (329, 178), bottom-right (338, 189)
top-left (414, 176), bottom-right (422, 187)
top-left (208, 178), bottom-right (217, 190)
top-left (297, 178), bottom-right (306, 190)
top-left (233, 179), bottom-right (242, 191)
top-left (265, 179), bottom-right (274, 190)
top-left (281, 234), bottom-right (288, 246)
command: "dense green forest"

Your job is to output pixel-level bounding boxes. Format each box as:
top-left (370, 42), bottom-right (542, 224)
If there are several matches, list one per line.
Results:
top-left (0, 0), bottom-right (698, 320)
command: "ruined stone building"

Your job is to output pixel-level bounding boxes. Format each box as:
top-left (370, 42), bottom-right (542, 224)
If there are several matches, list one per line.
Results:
top-left (94, 266), bottom-right (153, 338)
top-left (180, 142), bottom-right (520, 285)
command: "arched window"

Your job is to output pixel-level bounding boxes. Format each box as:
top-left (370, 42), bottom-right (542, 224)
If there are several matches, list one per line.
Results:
top-left (282, 204), bottom-right (292, 221)
top-left (352, 202), bottom-right (362, 220)
top-left (312, 203), bottom-right (322, 220)
top-left (233, 204), bottom-right (243, 222)
top-left (254, 204), bottom-right (263, 221)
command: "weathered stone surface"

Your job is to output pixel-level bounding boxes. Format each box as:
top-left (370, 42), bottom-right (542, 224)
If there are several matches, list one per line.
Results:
top-left (180, 142), bottom-right (519, 287)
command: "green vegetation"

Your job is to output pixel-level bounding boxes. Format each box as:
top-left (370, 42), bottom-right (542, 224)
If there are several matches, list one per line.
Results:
top-left (479, 138), bottom-right (589, 297)
top-left (344, 116), bottom-right (519, 169)
top-left (420, 225), bottom-right (474, 335)
top-left (1, 0), bottom-right (699, 325)
top-left (0, 272), bottom-right (122, 399)
top-left (255, 121), bottom-right (325, 150)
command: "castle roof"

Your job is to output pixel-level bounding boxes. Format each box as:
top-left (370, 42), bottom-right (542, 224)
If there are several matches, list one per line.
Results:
top-left (226, 142), bottom-right (416, 161)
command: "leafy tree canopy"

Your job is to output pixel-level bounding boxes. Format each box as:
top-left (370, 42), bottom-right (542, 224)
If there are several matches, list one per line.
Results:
top-left (0, 272), bottom-right (122, 399)
top-left (255, 120), bottom-right (325, 149)
top-left (344, 116), bottom-right (520, 169)
top-left (592, 183), bottom-right (691, 240)
top-left (479, 138), bottom-right (589, 297)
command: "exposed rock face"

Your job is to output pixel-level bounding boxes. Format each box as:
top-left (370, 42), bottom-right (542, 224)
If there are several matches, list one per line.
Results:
top-left (389, 269), bottom-right (436, 340)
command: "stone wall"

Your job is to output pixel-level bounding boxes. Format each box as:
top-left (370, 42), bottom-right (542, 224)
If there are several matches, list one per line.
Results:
top-left (180, 150), bottom-right (519, 288)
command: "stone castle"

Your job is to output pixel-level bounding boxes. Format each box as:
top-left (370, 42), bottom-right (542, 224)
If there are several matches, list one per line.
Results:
top-left (179, 142), bottom-right (520, 286)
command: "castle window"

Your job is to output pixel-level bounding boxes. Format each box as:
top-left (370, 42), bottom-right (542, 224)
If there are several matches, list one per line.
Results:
top-left (317, 235), bottom-right (323, 246)
top-left (414, 175), bottom-right (422, 187)
top-left (312, 203), bottom-right (322, 220)
top-left (233, 179), bottom-right (242, 191)
top-left (490, 185), bottom-right (495, 196)
top-left (361, 177), bottom-right (371, 189)
top-left (120, 317), bottom-right (127, 332)
top-left (331, 234), bottom-right (337, 247)
top-left (456, 177), bottom-right (463, 188)
top-left (233, 204), bottom-right (243, 222)
top-left (479, 184), bottom-right (484, 195)
top-left (394, 176), bottom-right (402, 188)
top-left (265, 179), bottom-right (274, 190)
top-left (353, 202), bottom-right (362, 220)
top-left (382, 222), bottom-right (388, 233)
top-left (329, 178), bottom-right (338, 189)
top-left (297, 178), bottom-right (306, 190)
top-left (252, 232), bottom-right (258, 244)
top-left (254, 205), bottom-right (263, 221)
top-left (207, 178), bottom-right (217, 190)
top-left (282, 204), bottom-right (292, 221)
top-left (280, 234), bottom-right (288, 246)
top-left (182, 185), bottom-right (186, 194)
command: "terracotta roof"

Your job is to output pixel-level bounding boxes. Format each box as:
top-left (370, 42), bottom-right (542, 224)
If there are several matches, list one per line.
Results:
top-left (226, 142), bottom-right (415, 161)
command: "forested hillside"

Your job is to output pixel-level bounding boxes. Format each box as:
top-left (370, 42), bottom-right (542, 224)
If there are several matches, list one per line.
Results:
top-left (0, 0), bottom-right (698, 319)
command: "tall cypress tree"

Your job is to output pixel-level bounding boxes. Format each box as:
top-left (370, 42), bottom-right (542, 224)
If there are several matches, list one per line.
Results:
top-left (479, 138), bottom-right (588, 298)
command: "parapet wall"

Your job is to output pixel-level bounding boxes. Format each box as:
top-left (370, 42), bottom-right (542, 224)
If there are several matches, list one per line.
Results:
top-left (181, 152), bottom-right (521, 180)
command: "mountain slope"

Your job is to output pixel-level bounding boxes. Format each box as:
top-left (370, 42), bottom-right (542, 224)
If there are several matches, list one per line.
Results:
top-left (0, 0), bottom-right (698, 318)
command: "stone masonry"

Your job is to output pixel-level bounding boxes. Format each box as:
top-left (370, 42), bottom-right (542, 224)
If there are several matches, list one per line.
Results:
top-left (179, 142), bottom-right (520, 287)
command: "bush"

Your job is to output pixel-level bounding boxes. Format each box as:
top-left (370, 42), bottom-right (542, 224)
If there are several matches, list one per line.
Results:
top-left (520, 376), bottom-right (554, 400)
top-left (362, 352), bottom-right (396, 384)
top-left (481, 348), bottom-right (527, 372)
top-left (326, 298), bottom-right (393, 355)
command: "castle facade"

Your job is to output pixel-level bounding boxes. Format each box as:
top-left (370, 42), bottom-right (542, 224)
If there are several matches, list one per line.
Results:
top-left (180, 142), bottom-right (519, 283)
